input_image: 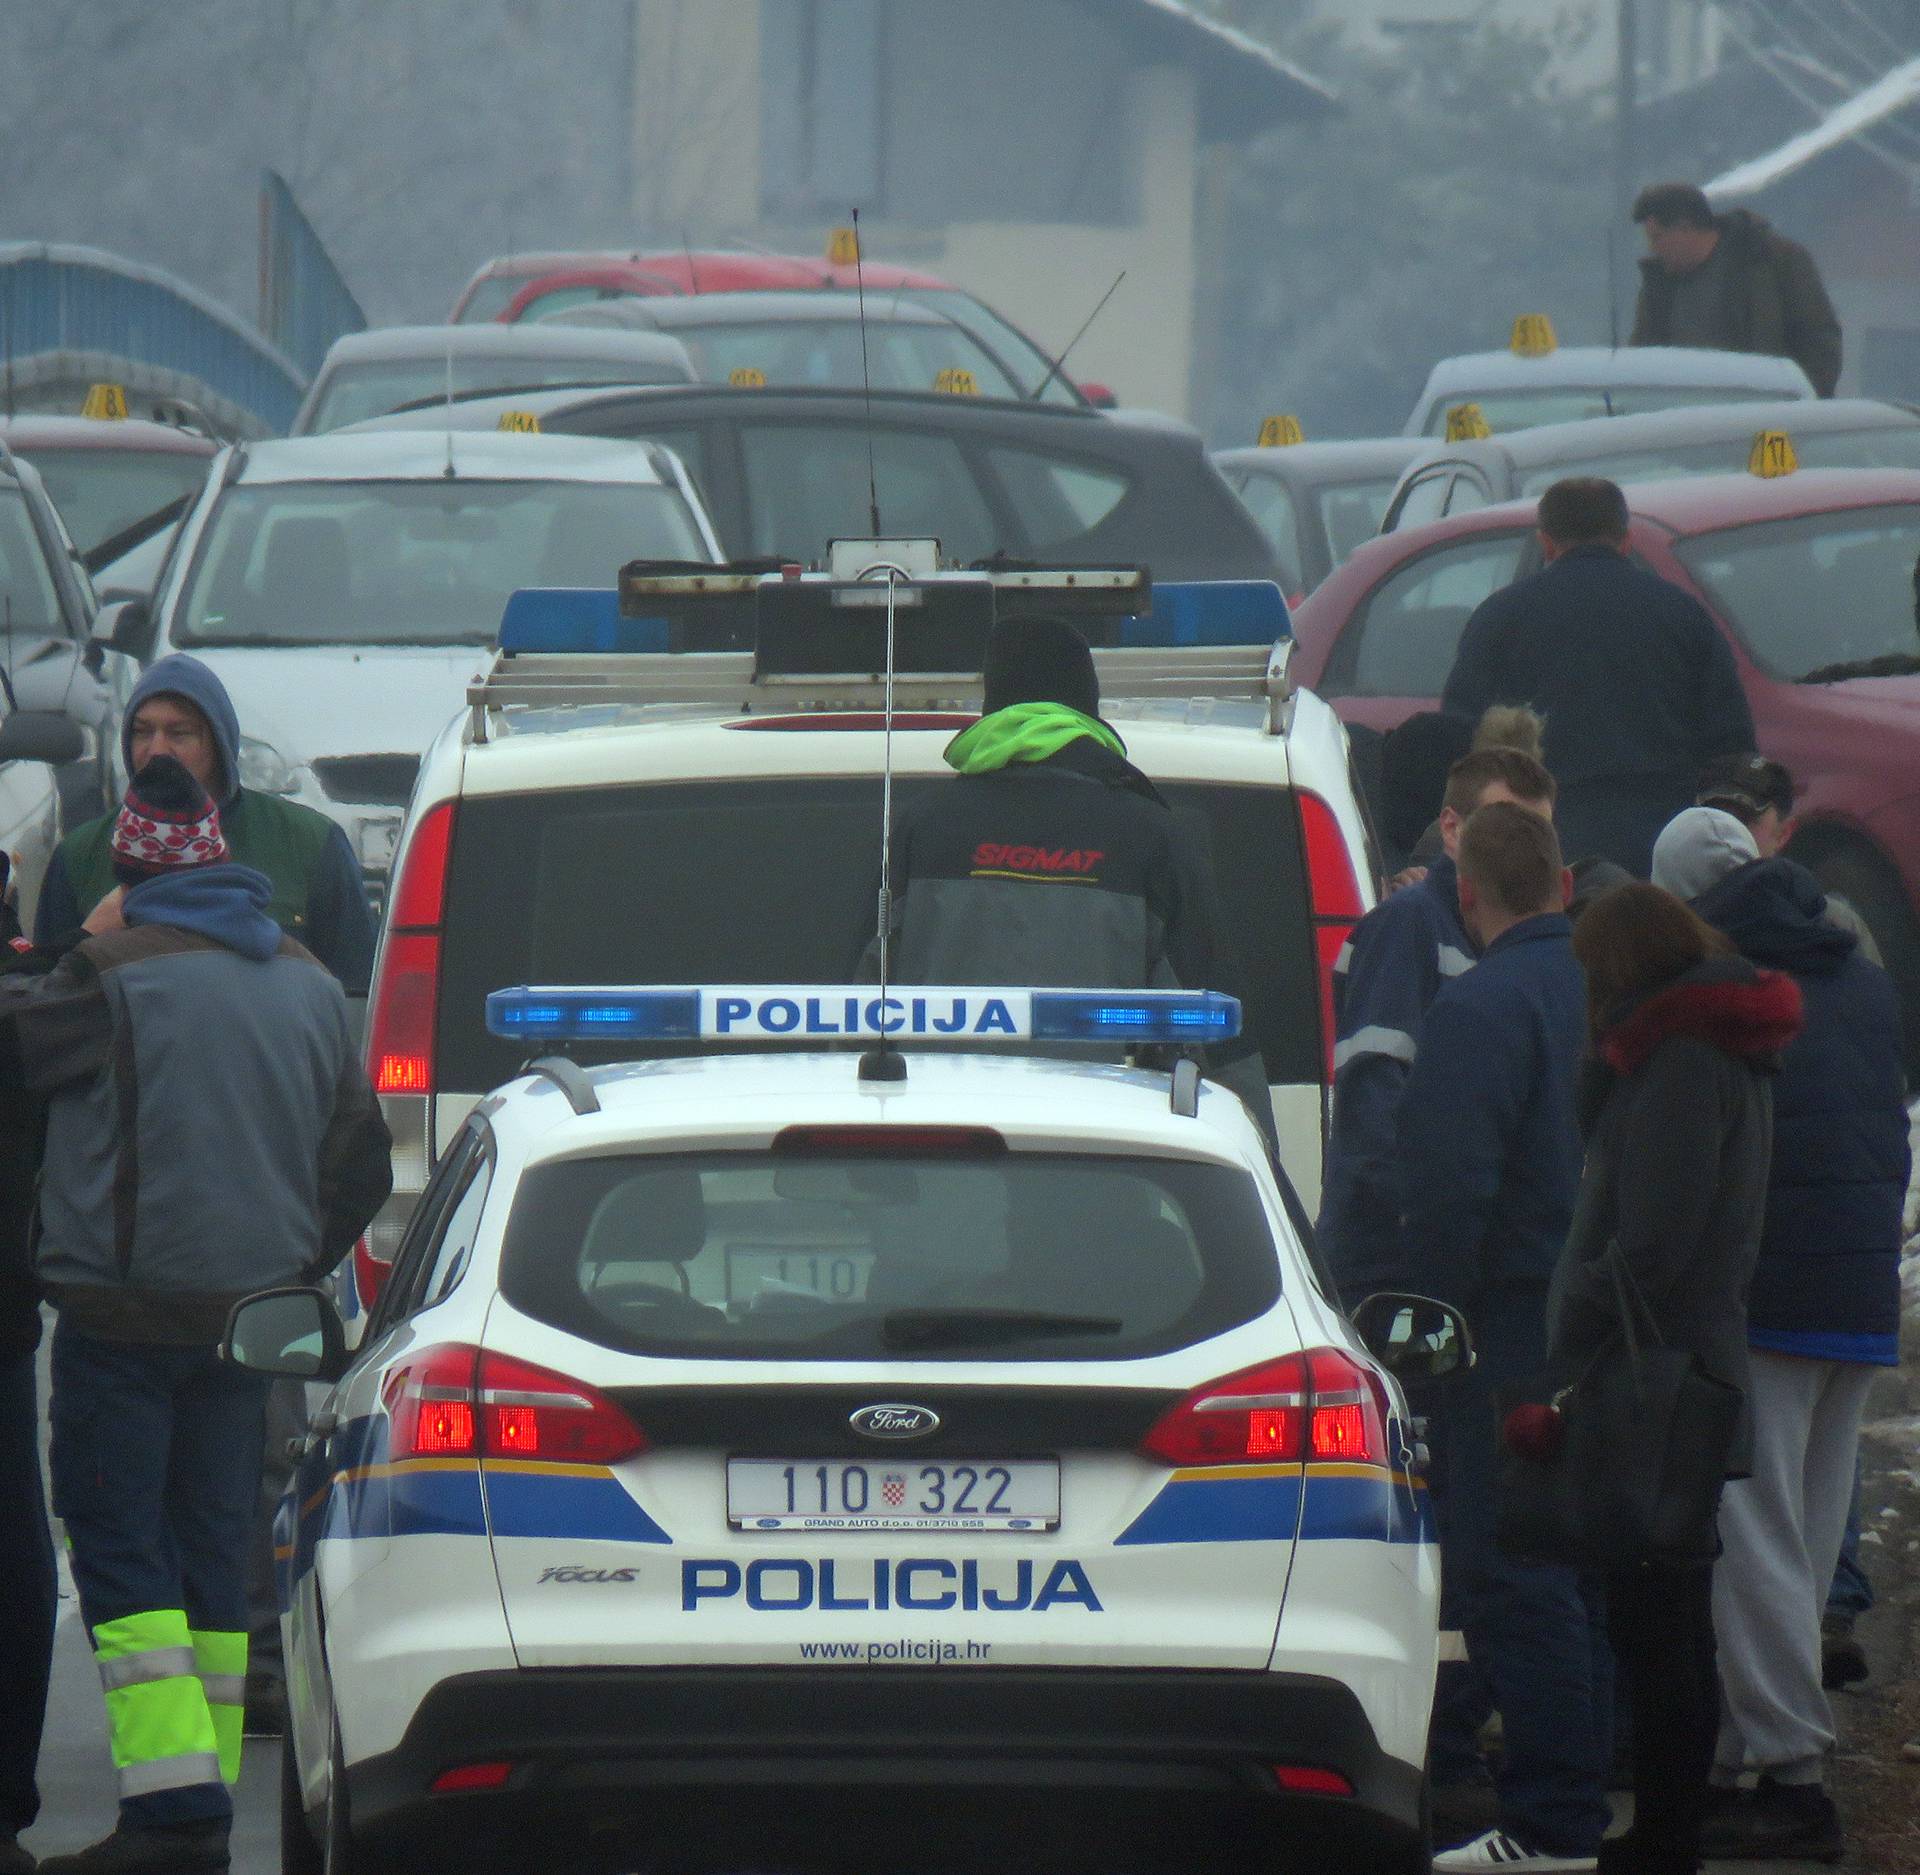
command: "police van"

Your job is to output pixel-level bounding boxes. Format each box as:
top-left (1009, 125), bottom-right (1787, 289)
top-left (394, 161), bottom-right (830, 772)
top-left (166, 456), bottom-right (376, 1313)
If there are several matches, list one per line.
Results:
top-left (348, 556), bottom-right (1378, 1314)
top-left (230, 985), bottom-right (1464, 1872)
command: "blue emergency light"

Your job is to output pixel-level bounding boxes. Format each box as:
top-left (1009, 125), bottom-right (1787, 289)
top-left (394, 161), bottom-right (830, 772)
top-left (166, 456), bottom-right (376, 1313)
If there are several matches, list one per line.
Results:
top-left (494, 579), bottom-right (1286, 657)
top-left (486, 985), bottom-right (1240, 1046)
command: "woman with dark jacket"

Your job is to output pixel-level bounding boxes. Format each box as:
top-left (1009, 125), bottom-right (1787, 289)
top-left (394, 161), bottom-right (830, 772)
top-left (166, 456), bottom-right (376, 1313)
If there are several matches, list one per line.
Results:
top-left (1555, 884), bottom-right (1802, 1875)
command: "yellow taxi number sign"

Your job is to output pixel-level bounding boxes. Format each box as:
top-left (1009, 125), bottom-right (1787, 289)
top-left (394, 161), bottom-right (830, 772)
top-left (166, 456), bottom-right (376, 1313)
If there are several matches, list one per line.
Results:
top-left (497, 409), bottom-right (542, 433)
top-left (1257, 414), bottom-right (1305, 448)
top-left (1509, 314), bottom-right (1558, 357)
top-left (1748, 430), bottom-right (1798, 478)
top-left (728, 366), bottom-right (768, 389)
top-left (934, 367), bottom-right (978, 397)
top-left (81, 383), bottom-right (130, 421)
top-left (827, 226), bottom-right (860, 267)
top-left (1444, 402), bottom-right (1491, 442)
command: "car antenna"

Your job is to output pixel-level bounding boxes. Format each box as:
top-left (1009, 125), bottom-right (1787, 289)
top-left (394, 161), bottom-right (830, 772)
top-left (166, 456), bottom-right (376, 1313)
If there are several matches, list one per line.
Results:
top-left (852, 206), bottom-right (882, 538)
top-left (1030, 269), bottom-right (1125, 404)
top-left (2, 594), bottom-right (18, 714)
top-left (682, 230), bottom-right (699, 294)
top-left (442, 332), bottom-right (457, 479)
top-left (2, 280), bottom-right (14, 420)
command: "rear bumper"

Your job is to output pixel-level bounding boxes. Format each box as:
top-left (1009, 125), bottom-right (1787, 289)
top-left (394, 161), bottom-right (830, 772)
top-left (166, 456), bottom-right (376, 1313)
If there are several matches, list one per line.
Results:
top-left (347, 1666), bottom-right (1424, 1866)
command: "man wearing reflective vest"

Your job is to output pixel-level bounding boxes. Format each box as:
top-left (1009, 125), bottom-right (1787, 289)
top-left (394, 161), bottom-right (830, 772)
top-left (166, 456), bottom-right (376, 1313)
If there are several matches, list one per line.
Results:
top-left (0, 758), bottom-right (389, 1875)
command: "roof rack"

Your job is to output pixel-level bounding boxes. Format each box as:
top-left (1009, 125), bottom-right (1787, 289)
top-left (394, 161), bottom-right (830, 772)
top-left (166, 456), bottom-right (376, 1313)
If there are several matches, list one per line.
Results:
top-left (466, 553), bottom-right (1298, 740)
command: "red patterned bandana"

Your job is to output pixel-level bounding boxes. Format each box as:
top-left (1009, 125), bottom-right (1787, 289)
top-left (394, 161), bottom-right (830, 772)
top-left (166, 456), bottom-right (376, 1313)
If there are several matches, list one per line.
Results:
top-left (110, 768), bottom-right (230, 879)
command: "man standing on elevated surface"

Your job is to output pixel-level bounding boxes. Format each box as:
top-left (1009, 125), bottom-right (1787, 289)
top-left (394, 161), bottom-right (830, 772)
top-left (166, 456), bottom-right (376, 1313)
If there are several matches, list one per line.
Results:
top-left (1630, 181), bottom-right (1841, 397)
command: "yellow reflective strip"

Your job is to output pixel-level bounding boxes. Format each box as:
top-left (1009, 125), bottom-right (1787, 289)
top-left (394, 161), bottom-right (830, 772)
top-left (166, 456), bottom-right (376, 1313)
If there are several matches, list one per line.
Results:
top-left (102, 1675), bottom-right (217, 1775)
top-left (480, 1460), bottom-right (613, 1479)
top-left (1168, 1464), bottom-right (1306, 1483)
top-left (334, 1457), bottom-right (480, 1486)
top-left (94, 1609), bottom-right (192, 1661)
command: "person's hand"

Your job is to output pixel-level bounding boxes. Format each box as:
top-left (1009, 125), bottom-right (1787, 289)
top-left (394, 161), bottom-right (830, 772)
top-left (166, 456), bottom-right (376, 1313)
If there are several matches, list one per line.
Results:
top-left (1387, 865), bottom-right (1429, 894)
top-left (83, 887), bottom-right (127, 936)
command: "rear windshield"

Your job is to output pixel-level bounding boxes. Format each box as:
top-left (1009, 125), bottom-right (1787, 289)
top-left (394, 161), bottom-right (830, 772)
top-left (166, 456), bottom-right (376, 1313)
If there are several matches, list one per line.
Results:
top-left (305, 355), bottom-right (685, 431)
top-left (435, 776), bottom-right (1319, 1091)
top-left (498, 1148), bottom-right (1280, 1361)
top-left (672, 320), bottom-right (1023, 400)
top-left (19, 448), bottom-right (211, 555)
top-left (1518, 424), bottom-right (1920, 496)
top-left (1426, 385), bottom-right (1797, 435)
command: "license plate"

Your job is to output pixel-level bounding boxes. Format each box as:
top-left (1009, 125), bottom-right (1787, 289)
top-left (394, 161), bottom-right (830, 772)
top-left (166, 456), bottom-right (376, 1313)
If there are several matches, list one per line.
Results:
top-left (727, 1458), bottom-right (1059, 1532)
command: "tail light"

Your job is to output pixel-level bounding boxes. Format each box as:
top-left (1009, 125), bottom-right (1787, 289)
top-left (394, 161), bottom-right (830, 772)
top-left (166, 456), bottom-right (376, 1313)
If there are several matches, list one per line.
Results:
top-left (356, 802), bottom-right (455, 1309)
top-left (384, 1345), bottom-right (647, 1465)
top-left (1273, 1765), bottom-right (1353, 1796)
top-left (1140, 1348), bottom-right (1387, 1468)
top-left (1297, 792), bottom-right (1364, 1081)
top-left (431, 1761), bottom-right (515, 1794)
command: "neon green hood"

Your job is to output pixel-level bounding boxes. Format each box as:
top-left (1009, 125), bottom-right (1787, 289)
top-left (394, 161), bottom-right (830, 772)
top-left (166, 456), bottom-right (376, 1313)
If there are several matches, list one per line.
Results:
top-left (944, 702), bottom-right (1127, 775)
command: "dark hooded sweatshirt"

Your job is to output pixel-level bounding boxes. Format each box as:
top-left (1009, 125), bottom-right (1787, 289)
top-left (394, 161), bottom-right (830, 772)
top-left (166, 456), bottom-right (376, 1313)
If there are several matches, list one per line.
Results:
top-left (1692, 858), bottom-right (1907, 1365)
top-left (35, 654), bottom-right (375, 992)
top-left (1549, 957), bottom-right (1802, 1476)
top-left (0, 863), bottom-right (391, 1344)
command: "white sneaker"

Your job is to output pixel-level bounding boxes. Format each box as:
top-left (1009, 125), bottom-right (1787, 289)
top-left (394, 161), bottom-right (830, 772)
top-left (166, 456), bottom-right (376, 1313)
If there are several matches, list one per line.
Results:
top-left (1432, 1828), bottom-right (1598, 1871)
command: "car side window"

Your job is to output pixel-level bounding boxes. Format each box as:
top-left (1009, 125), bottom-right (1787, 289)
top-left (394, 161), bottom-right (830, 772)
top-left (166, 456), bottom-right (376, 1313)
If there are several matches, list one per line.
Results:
top-left (983, 448), bottom-right (1131, 551)
top-left (419, 1154), bottom-right (493, 1311)
top-left (738, 424), bottom-right (996, 563)
top-left (1392, 471), bottom-right (1452, 531)
top-left (1324, 533), bottom-right (1529, 699)
top-left (363, 1125), bottom-right (487, 1338)
top-left (1221, 470), bottom-right (1303, 593)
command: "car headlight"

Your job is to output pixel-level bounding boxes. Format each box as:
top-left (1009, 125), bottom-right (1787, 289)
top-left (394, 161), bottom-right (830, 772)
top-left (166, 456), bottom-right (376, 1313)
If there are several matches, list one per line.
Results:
top-left (237, 736), bottom-right (302, 795)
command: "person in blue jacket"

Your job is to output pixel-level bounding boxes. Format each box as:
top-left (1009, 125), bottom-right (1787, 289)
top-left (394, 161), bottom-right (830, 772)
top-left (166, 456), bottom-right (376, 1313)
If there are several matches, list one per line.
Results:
top-left (1399, 803), bottom-right (1612, 1874)
top-left (1652, 808), bottom-right (1909, 1866)
top-left (1442, 477), bottom-right (1754, 878)
top-left (1319, 744), bottom-right (1557, 1307)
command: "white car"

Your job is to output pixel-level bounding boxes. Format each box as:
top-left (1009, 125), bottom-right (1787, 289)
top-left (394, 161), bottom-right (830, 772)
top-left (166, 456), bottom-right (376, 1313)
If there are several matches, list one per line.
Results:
top-left (1405, 340), bottom-right (1815, 439)
top-left (94, 430), bottom-right (723, 901)
top-left (228, 987), bottom-right (1463, 1873)
top-left (346, 563), bottom-right (1377, 1315)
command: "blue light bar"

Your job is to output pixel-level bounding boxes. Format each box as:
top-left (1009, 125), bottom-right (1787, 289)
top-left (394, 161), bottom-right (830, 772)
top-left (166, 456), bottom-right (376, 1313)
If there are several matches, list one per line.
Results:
top-left (1115, 580), bottom-right (1290, 649)
top-left (499, 588), bottom-right (667, 654)
top-left (486, 985), bottom-right (1241, 1046)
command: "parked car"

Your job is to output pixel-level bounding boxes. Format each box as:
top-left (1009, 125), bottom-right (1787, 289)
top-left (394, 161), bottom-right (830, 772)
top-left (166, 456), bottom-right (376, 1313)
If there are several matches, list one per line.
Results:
top-left (1381, 398), bottom-right (1920, 532)
top-left (1404, 342), bottom-right (1814, 439)
top-left (0, 411), bottom-right (217, 558)
top-left (542, 290), bottom-right (1074, 404)
top-left (1291, 467), bottom-right (1920, 1061)
top-left (98, 429), bottom-right (722, 904)
top-left (1214, 439), bottom-right (1430, 599)
top-left (347, 383), bottom-right (1277, 581)
top-left (290, 325), bottom-right (697, 436)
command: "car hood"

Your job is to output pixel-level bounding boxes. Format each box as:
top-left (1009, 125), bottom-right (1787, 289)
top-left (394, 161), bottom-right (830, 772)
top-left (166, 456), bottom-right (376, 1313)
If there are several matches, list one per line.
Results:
top-left (183, 644), bottom-right (487, 763)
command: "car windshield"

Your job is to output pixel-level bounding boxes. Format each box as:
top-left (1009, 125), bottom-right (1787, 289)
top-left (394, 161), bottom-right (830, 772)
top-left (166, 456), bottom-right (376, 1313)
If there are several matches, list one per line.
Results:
top-left (17, 447), bottom-right (212, 556)
top-left (304, 355), bottom-right (683, 432)
top-left (175, 478), bottom-right (707, 647)
top-left (1426, 385), bottom-right (1798, 436)
top-left (675, 319), bottom-right (1023, 399)
top-left (0, 488), bottom-right (61, 631)
top-left (1675, 504), bottom-right (1920, 682)
top-left (451, 276), bottom-right (528, 323)
top-left (499, 1148), bottom-right (1280, 1361)
top-left (1518, 425), bottom-right (1920, 496)
top-left (890, 290), bottom-right (1080, 405)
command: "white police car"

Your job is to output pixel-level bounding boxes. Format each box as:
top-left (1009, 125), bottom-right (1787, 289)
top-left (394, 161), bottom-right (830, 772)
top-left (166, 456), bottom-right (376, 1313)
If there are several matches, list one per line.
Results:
top-left (229, 986), bottom-right (1464, 1874)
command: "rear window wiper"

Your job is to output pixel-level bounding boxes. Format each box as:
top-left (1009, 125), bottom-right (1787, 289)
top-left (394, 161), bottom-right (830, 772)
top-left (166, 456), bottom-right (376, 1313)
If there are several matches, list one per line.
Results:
top-left (1799, 651), bottom-right (1920, 684)
top-left (880, 1307), bottom-right (1122, 1351)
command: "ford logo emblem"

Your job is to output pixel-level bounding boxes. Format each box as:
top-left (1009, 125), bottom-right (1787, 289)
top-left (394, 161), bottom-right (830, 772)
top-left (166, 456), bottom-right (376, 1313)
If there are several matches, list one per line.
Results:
top-left (850, 1403), bottom-right (941, 1440)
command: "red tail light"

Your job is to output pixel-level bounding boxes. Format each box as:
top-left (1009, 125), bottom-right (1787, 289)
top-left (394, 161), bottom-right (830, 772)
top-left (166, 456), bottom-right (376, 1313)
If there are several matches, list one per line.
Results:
top-left (1273, 1765), bottom-right (1353, 1796)
top-left (1297, 792), bottom-right (1363, 1081)
top-left (431, 1760), bottom-right (515, 1794)
top-left (368, 931), bottom-right (441, 1096)
top-left (383, 1346), bottom-right (647, 1465)
top-left (388, 799), bottom-right (456, 930)
top-left (1140, 1348), bottom-right (1387, 1469)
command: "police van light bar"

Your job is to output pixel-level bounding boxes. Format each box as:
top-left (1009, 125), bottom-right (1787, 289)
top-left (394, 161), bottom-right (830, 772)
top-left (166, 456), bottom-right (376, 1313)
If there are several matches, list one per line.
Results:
top-left (486, 985), bottom-right (1241, 1046)
top-left (499, 587), bottom-right (666, 654)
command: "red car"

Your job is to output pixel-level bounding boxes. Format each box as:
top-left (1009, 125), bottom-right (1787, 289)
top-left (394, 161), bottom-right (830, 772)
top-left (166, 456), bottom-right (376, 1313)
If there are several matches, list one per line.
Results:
top-left (1292, 468), bottom-right (1920, 1047)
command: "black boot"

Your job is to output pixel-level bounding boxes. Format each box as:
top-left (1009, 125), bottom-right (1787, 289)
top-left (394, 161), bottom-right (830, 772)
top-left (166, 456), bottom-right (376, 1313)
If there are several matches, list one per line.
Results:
top-left (0, 1833), bottom-right (35, 1875)
top-left (35, 1821), bottom-right (229, 1875)
top-left (1696, 1778), bottom-right (1844, 1864)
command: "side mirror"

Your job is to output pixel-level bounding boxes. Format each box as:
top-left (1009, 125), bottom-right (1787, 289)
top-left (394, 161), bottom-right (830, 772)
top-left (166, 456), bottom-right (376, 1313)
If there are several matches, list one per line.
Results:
top-left (95, 596), bottom-right (156, 662)
top-left (1350, 1291), bottom-right (1475, 1385)
top-left (0, 711), bottom-right (86, 767)
top-left (221, 1287), bottom-right (349, 1382)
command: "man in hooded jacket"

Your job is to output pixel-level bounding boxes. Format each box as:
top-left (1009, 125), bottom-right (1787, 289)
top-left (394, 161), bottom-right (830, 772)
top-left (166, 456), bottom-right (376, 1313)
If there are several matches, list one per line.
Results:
top-left (873, 614), bottom-right (1273, 1145)
top-left (35, 654), bottom-right (374, 992)
top-left (0, 756), bottom-right (390, 1875)
top-left (1651, 807), bottom-right (1908, 1864)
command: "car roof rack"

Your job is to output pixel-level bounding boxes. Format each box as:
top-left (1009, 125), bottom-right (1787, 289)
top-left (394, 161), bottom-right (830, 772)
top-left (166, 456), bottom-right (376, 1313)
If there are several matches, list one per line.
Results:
top-left (466, 551), bottom-right (1297, 741)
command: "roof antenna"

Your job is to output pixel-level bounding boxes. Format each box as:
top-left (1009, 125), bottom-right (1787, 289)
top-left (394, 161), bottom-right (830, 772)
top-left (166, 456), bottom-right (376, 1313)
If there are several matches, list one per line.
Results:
top-left (859, 556), bottom-right (908, 1085)
top-left (2, 276), bottom-right (14, 420)
top-left (852, 207), bottom-right (882, 538)
top-left (681, 229), bottom-right (700, 294)
top-left (1030, 268), bottom-right (1126, 403)
top-left (442, 331), bottom-right (457, 479)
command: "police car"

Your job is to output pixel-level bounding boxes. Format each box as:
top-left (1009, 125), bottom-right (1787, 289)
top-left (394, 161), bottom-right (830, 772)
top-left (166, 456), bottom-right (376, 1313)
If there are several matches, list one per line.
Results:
top-left (348, 557), bottom-right (1378, 1316)
top-left (226, 985), bottom-right (1465, 1873)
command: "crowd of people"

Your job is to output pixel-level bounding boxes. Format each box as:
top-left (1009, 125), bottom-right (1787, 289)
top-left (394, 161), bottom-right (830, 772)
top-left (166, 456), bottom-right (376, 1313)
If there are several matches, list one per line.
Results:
top-left (1326, 475), bottom-right (1908, 1873)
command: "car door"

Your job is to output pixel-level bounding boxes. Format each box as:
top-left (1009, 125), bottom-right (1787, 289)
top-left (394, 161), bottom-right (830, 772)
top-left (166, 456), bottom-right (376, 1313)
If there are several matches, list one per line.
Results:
top-left (1315, 530), bottom-right (1534, 734)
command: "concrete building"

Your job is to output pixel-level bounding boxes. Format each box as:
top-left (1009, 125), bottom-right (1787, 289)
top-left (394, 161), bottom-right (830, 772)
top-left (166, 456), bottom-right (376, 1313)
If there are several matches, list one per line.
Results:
top-left (624, 0), bottom-right (1334, 419)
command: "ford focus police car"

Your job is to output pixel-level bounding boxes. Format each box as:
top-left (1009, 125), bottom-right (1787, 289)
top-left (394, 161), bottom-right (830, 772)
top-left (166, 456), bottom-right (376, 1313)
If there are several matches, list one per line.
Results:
top-left (228, 987), bottom-right (1464, 1874)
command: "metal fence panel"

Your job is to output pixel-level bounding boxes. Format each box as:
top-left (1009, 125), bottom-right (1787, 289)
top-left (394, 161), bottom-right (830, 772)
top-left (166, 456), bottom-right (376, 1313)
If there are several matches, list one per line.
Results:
top-left (258, 168), bottom-right (366, 381)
